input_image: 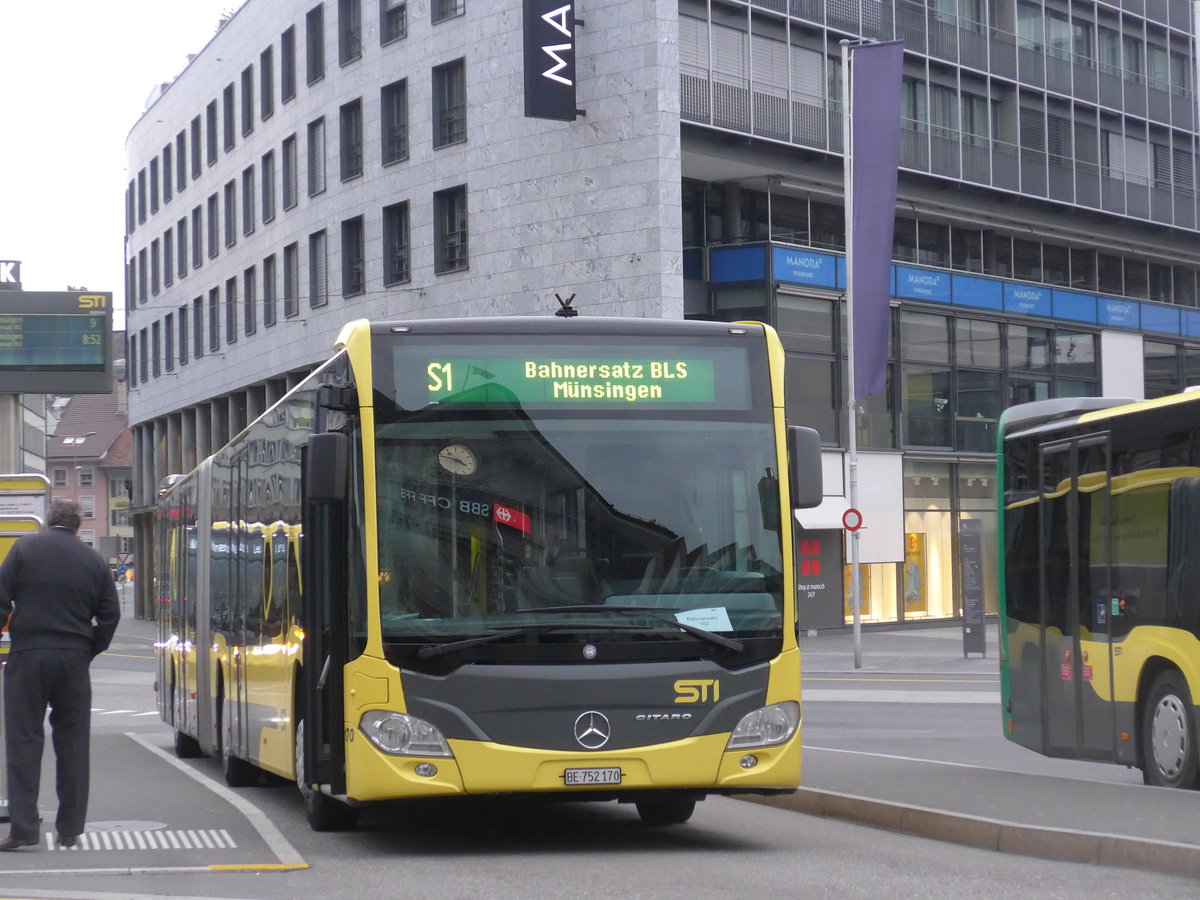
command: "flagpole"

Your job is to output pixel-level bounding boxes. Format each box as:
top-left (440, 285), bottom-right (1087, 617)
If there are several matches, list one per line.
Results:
top-left (842, 39), bottom-right (863, 670)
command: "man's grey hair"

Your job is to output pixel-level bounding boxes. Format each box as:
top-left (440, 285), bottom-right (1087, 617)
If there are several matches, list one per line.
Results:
top-left (48, 497), bottom-right (82, 532)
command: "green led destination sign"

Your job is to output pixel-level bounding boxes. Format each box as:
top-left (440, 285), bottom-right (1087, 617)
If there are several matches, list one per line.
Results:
top-left (0, 291), bottom-right (113, 393)
top-left (426, 358), bottom-right (718, 405)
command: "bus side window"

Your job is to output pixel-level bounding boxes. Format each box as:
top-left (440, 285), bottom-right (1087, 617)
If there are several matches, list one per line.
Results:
top-left (1167, 476), bottom-right (1200, 632)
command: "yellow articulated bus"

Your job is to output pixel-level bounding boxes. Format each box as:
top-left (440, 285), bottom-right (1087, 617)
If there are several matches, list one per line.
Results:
top-left (155, 314), bottom-right (823, 829)
top-left (999, 392), bottom-right (1200, 789)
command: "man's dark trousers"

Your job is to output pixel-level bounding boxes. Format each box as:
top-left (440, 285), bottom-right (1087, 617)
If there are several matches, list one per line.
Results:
top-left (4, 647), bottom-right (92, 843)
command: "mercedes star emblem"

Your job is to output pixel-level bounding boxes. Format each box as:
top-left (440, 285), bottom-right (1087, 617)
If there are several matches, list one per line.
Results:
top-left (573, 711), bottom-right (611, 749)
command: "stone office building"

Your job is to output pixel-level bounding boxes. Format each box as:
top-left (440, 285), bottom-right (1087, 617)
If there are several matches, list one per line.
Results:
top-left (124, 0), bottom-right (1200, 627)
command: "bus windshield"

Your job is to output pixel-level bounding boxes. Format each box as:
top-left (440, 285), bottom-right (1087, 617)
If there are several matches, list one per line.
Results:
top-left (372, 330), bottom-right (784, 665)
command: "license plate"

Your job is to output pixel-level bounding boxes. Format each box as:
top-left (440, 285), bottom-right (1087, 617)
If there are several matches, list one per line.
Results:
top-left (564, 767), bottom-right (622, 786)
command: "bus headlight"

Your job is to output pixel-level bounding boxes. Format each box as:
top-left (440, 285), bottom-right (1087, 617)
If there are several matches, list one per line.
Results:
top-left (725, 701), bottom-right (800, 750)
top-left (359, 711), bottom-right (453, 758)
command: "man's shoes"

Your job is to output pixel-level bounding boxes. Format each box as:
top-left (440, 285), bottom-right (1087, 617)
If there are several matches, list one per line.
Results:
top-left (0, 835), bottom-right (37, 851)
top-left (57, 834), bottom-right (78, 848)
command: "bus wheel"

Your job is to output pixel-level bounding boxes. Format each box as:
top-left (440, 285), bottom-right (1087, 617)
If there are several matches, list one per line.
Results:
top-left (294, 718), bottom-right (358, 832)
top-left (1141, 670), bottom-right (1200, 789)
top-left (634, 793), bottom-right (696, 826)
top-left (174, 729), bottom-right (202, 759)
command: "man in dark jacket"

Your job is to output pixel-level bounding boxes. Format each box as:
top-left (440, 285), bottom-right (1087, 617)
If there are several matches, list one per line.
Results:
top-left (0, 497), bottom-right (120, 851)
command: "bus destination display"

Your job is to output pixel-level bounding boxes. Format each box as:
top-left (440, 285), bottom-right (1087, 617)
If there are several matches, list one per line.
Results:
top-left (426, 357), bottom-right (718, 405)
top-left (0, 313), bottom-right (106, 369)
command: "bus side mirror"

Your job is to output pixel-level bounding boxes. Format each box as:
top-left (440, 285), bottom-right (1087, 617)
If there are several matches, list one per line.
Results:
top-left (788, 426), bottom-right (822, 510)
top-left (306, 432), bottom-right (349, 504)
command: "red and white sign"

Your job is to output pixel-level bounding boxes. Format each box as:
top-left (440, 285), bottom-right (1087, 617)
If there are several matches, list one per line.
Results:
top-left (493, 503), bottom-right (531, 533)
top-left (841, 508), bottom-right (863, 532)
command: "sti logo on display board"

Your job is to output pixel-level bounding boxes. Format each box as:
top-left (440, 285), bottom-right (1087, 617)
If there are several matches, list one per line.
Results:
top-left (0, 291), bottom-right (113, 393)
top-left (523, 1), bottom-right (577, 120)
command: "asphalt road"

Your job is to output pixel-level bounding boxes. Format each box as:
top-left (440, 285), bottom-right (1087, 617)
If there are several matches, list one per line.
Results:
top-left (1, 616), bottom-right (1198, 898)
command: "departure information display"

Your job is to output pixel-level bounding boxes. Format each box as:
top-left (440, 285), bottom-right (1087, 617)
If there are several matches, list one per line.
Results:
top-left (0, 313), bottom-right (106, 369)
top-left (0, 291), bottom-right (113, 393)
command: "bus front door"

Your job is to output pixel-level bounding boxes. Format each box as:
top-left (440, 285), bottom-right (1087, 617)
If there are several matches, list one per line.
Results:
top-left (1038, 435), bottom-right (1116, 761)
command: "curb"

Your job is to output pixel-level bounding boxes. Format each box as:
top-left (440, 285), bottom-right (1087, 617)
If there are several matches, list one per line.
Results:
top-left (742, 788), bottom-right (1200, 879)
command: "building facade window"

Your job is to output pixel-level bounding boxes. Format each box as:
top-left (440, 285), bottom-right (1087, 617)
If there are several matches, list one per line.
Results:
top-left (263, 254), bottom-right (278, 327)
top-left (223, 180), bottom-right (237, 247)
top-left (340, 99), bottom-right (363, 180)
top-left (225, 274), bottom-right (238, 345)
top-left (176, 130), bottom-right (187, 191)
top-left (338, 0), bottom-right (362, 65)
top-left (178, 304), bottom-right (189, 365)
top-left (381, 79), bottom-right (408, 164)
top-left (432, 0), bottom-right (464, 24)
top-left (223, 83), bottom-right (236, 151)
top-left (162, 145), bottom-right (172, 203)
top-left (209, 288), bottom-right (222, 352)
top-left (178, 216), bottom-right (189, 276)
top-left (191, 115), bottom-right (203, 177)
top-left (164, 229), bottom-right (174, 287)
top-left (190, 207), bottom-right (202, 267)
top-left (342, 216), bottom-right (365, 296)
top-left (207, 194), bottom-right (219, 258)
top-left (433, 185), bottom-right (468, 273)
top-left (281, 26), bottom-right (297, 101)
top-left (381, 0), bottom-right (406, 44)
top-left (433, 58), bottom-right (466, 147)
top-left (382, 200), bottom-right (410, 284)
top-left (282, 135), bottom-right (298, 209)
top-left (306, 4), bottom-right (326, 85)
top-left (243, 267), bottom-right (257, 336)
top-left (308, 117), bottom-right (327, 195)
top-left (242, 166), bottom-right (256, 235)
top-left (165, 312), bottom-right (175, 371)
top-left (241, 65), bottom-right (255, 135)
top-left (261, 46), bottom-right (275, 119)
top-left (206, 100), bottom-right (218, 164)
top-left (284, 242), bottom-right (299, 317)
top-left (309, 229), bottom-right (328, 307)
top-left (192, 297), bottom-right (204, 359)
top-left (262, 150), bottom-right (276, 222)
top-left (150, 158), bottom-right (160, 213)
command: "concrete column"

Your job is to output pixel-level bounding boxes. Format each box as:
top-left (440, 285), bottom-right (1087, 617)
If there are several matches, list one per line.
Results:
top-left (0, 394), bottom-right (21, 472)
top-left (181, 408), bottom-right (197, 473)
top-left (195, 403), bottom-right (212, 462)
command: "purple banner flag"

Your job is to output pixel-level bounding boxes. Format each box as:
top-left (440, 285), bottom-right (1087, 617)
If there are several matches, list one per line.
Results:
top-left (849, 41), bottom-right (903, 399)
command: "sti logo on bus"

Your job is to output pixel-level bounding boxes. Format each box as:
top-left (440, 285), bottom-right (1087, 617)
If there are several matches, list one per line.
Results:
top-left (674, 679), bottom-right (720, 703)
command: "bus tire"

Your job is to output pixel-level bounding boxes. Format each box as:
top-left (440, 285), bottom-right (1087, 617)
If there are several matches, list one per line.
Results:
top-left (294, 718), bottom-right (358, 832)
top-left (1140, 670), bottom-right (1200, 789)
top-left (634, 792), bottom-right (696, 826)
top-left (174, 729), bottom-right (202, 759)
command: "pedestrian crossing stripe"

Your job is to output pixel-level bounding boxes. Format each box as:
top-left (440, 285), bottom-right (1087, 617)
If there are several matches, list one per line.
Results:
top-left (48, 829), bottom-right (237, 851)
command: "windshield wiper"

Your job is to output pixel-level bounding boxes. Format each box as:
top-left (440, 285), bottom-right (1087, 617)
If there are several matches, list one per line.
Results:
top-left (416, 620), bottom-right (662, 659)
top-left (416, 625), bottom-right (560, 659)
top-left (516, 604), bottom-right (744, 652)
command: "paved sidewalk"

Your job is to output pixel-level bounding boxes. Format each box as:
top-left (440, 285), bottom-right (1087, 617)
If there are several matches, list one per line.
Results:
top-left (749, 621), bottom-right (1200, 879)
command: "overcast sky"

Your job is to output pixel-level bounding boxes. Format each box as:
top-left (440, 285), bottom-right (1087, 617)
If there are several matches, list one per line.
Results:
top-left (0, 1), bottom-right (245, 328)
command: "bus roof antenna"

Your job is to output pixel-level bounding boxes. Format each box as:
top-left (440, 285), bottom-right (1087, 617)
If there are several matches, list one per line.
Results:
top-left (554, 293), bottom-right (579, 317)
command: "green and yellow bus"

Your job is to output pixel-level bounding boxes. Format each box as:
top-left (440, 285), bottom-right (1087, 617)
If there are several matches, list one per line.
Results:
top-left (999, 392), bottom-right (1200, 789)
top-left (155, 314), bottom-right (823, 829)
